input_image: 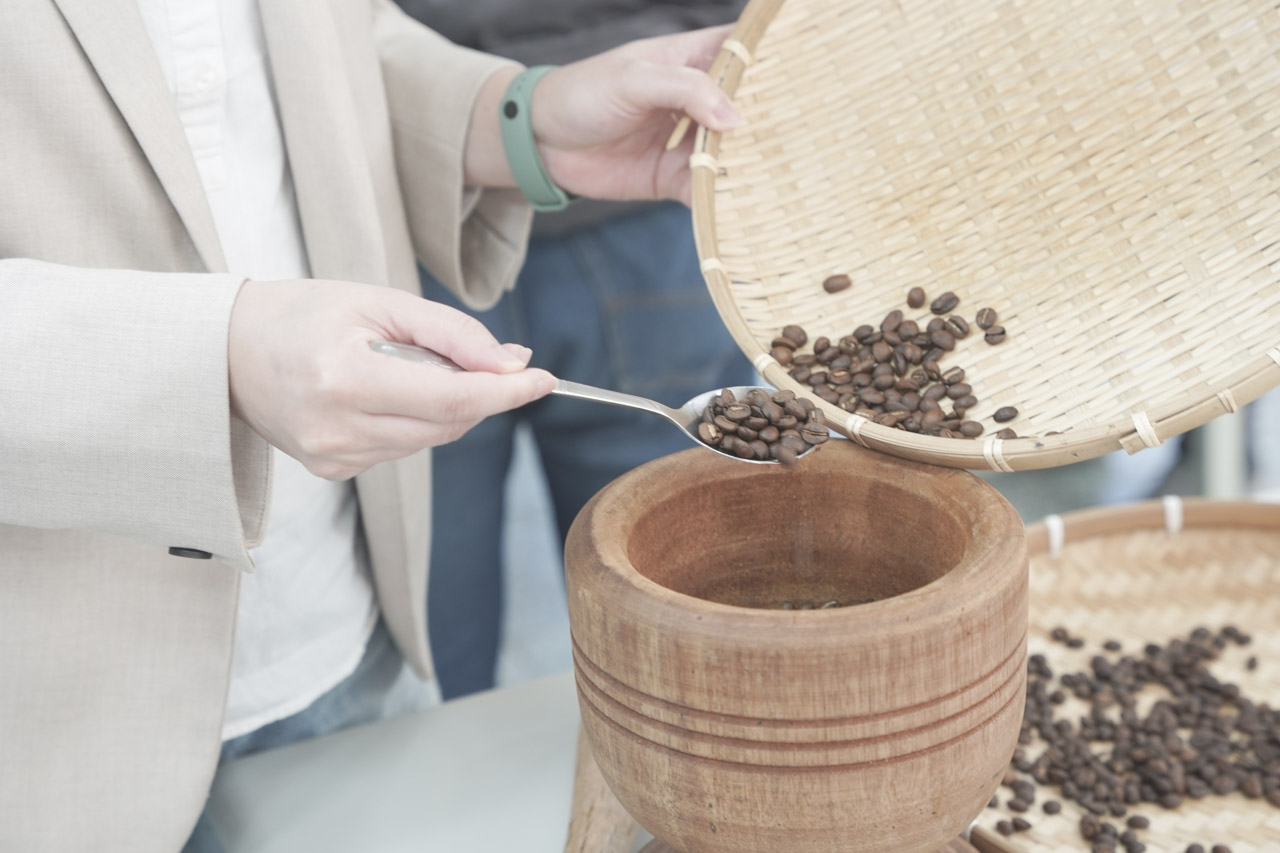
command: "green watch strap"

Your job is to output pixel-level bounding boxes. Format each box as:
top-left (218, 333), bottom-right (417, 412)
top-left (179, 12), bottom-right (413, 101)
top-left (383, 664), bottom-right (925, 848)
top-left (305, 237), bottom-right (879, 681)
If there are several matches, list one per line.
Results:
top-left (499, 66), bottom-right (576, 213)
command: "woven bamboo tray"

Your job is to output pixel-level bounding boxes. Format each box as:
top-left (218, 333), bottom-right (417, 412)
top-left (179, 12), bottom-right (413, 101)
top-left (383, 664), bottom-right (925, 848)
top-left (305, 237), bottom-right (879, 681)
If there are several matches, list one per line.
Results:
top-left (690, 0), bottom-right (1280, 470)
top-left (968, 498), bottom-right (1280, 853)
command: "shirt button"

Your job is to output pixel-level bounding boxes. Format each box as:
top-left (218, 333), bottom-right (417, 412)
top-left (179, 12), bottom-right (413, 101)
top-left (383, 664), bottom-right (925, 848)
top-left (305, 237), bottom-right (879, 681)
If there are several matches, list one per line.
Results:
top-left (192, 64), bottom-right (220, 94)
top-left (169, 547), bottom-right (213, 560)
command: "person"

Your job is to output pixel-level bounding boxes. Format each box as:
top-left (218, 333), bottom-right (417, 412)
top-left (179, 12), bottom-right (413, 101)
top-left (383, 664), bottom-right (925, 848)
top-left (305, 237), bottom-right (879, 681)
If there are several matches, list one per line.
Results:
top-left (0, 2), bottom-right (741, 850)
top-left (395, 0), bottom-right (753, 699)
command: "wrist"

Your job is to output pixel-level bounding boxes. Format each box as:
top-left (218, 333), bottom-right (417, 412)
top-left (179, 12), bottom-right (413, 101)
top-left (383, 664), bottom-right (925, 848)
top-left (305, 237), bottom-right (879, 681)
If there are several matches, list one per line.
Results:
top-left (498, 66), bottom-right (577, 212)
top-left (463, 65), bottom-right (522, 188)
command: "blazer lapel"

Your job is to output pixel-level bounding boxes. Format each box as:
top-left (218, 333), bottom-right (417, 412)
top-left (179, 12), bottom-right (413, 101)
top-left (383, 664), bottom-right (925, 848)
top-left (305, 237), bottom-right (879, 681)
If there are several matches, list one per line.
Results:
top-left (257, 0), bottom-right (389, 287)
top-left (52, 0), bottom-right (227, 273)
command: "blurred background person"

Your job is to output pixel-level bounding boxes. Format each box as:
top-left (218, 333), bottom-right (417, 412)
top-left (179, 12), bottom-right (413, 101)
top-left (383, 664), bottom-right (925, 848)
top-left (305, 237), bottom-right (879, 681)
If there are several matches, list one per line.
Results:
top-left (395, 0), bottom-right (754, 699)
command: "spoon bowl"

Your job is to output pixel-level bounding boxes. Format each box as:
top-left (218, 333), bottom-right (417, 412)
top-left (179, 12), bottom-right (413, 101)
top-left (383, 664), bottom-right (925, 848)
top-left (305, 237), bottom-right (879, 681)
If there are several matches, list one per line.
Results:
top-left (370, 340), bottom-right (818, 465)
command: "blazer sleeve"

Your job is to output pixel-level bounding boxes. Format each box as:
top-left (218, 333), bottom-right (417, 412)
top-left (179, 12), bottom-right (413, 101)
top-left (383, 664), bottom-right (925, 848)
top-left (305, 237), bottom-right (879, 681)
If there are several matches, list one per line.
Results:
top-left (0, 259), bottom-right (271, 571)
top-left (372, 0), bottom-right (534, 310)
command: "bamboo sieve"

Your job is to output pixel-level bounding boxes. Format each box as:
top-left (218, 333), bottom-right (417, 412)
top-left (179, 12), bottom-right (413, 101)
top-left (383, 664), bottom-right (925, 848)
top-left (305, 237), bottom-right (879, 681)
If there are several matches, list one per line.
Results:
top-left (690, 0), bottom-right (1280, 470)
top-left (969, 497), bottom-right (1280, 853)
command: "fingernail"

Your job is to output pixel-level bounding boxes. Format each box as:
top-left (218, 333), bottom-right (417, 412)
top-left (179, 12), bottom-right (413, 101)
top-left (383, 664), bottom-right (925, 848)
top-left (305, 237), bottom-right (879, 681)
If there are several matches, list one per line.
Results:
top-left (534, 370), bottom-right (557, 396)
top-left (713, 102), bottom-right (742, 129)
top-left (497, 344), bottom-right (532, 369)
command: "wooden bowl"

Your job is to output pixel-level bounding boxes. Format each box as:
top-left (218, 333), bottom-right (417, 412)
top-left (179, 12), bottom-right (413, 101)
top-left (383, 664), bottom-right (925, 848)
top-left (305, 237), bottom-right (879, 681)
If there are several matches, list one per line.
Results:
top-left (564, 441), bottom-right (1029, 853)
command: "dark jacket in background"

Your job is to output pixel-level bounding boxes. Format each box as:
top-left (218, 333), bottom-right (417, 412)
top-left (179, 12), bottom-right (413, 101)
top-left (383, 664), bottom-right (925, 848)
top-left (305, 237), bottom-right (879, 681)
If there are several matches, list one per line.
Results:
top-left (395, 0), bottom-right (747, 235)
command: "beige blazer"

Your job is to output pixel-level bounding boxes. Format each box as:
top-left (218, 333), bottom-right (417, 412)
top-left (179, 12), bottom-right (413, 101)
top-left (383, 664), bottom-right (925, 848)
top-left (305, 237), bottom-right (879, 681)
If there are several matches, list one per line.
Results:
top-left (0, 0), bottom-right (532, 849)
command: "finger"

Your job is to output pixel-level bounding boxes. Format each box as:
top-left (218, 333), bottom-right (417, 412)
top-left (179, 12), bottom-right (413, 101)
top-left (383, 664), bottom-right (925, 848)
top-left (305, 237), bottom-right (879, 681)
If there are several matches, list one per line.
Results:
top-left (379, 298), bottom-right (530, 374)
top-left (624, 63), bottom-right (741, 134)
top-left (356, 357), bottom-right (557, 423)
top-left (668, 24), bottom-right (734, 71)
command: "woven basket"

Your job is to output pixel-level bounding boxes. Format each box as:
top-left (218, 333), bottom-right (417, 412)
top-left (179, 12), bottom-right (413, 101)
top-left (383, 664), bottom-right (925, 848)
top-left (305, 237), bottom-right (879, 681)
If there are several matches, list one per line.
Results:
top-left (690, 0), bottom-right (1280, 470)
top-left (967, 498), bottom-right (1280, 853)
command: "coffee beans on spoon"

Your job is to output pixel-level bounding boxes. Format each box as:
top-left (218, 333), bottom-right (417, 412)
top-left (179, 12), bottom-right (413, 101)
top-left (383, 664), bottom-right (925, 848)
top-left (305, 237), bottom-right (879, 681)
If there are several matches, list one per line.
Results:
top-left (694, 387), bottom-right (827, 465)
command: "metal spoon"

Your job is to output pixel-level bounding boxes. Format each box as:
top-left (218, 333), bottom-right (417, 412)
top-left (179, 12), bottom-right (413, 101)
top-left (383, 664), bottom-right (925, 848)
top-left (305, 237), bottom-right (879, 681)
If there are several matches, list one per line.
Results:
top-left (368, 340), bottom-right (815, 465)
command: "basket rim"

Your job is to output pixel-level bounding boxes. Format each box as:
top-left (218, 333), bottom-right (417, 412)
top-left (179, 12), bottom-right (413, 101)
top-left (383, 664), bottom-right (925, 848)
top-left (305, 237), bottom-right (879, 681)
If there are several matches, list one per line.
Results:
top-left (689, 0), bottom-right (1280, 473)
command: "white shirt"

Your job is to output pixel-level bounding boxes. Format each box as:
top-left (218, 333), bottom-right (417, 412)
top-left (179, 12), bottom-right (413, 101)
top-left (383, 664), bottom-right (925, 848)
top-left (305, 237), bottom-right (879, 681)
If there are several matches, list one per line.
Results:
top-left (137, 0), bottom-right (380, 740)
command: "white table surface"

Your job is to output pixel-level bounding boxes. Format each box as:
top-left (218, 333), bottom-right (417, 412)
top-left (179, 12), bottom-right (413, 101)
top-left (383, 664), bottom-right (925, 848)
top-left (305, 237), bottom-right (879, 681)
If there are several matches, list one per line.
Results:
top-left (207, 670), bottom-right (652, 853)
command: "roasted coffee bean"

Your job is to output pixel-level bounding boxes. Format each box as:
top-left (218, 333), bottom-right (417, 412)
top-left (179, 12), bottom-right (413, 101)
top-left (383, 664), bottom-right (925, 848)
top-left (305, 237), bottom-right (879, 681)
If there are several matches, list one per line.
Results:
top-left (881, 310), bottom-right (903, 333)
top-left (1125, 816), bottom-right (1148, 830)
top-left (871, 341), bottom-right (892, 362)
top-left (713, 415), bottom-right (738, 434)
top-left (929, 328), bottom-right (956, 351)
top-left (945, 382), bottom-right (972, 399)
top-left (807, 372), bottom-right (828, 387)
top-left (898, 319), bottom-right (919, 339)
top-left (976, 307), bottom-right (998, 329)
top-left (812, 336), bottom-right (831, 355)
top-left (945, 315), bottom-right (970, 338)
top-left (771, 346), bottom-right (794, 365)
top-left (853, 324), bottom-right (876, 342)
top-left (993, 406), bottom-right (1019, 423)
top-left (780, 434), bottom-right (807, 455)
top-left (757, 426), bottom-right (780, 444)
top-left (954, 394), bottom-right (978, 411)
top-left (996, 820), bottom-right (1015, 837)
top-left (930, 291), bottom-right (959, 314)
top-left (923, 359), bottom-right (943, 381)
top-left (784, 400), bottom-right (808, 420)
top-left (892, 351), bottom-right (908, 376)
top-left (1043, 800), bottom-right (1062, 814)
top-left (1186, 847), bottom-right (1205, 853)
top-left (800, 426), bottom-right (830, 445)
top-left (735, 426), bottom-right (759, 441)
top-left (907, 286), bottom-right (926, 308)
top-left (731, 437), bottom-right (756, 459)
top-left (858, 389), bottom-right (886, 406)
top-left (985, 325), bottom-right (1007, 345)
top-left (1012, 817), bottom-right (1031, 832)
top-left (744, 416), bottom-right (770, 430)
top-left (873, 373), bottom-right (896, 391)
top-left (789, 367), bottom-right (811, 384)
top-left (782, 325), bottom-right (808, 346)
top-left (943, 366), bottom-right (965, 385)
top-left (1211, 847), bottom-right (1232, 853)
top-left (697, 422), bottom-right (722, 446)
top-left (822, 273), bottom-right (852, 293)
top-left (959, 421), bottom-right (984, 438)
top-left (927, 316), bottom-right (946, 333)
top-left (994, 428), bottom-right (1017, 439)
top-left (772, 444), bottom-right (798, 467)
top-left (771, 336), bottom-right (800, 350)
top-left (1247, 655), bottom-right (1258, 671)
top-left (749, 439), bottom-right (770, 460)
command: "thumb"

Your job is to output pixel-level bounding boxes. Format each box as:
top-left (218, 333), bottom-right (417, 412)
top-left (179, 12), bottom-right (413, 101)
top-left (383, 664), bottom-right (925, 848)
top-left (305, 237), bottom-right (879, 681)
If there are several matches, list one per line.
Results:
top-left (626, 62), bottom-right (741, 133)
top-left (392, 299), bottom-right (530, 374)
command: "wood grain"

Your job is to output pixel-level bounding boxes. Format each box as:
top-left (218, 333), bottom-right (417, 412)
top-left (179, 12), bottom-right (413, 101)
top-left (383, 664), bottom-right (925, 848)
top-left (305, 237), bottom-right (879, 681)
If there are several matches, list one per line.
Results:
top-left (563, 726), bottom-right (638, 853)
top-left (564, 442), bottom-right (1028, 853)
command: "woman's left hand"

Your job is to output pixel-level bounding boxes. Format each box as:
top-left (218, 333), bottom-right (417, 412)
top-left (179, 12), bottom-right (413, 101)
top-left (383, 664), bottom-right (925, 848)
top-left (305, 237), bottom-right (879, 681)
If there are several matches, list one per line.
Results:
top-left (530, 26), bottom-right (741, 206)
top-left (464, 26), bottom-right (742, 207)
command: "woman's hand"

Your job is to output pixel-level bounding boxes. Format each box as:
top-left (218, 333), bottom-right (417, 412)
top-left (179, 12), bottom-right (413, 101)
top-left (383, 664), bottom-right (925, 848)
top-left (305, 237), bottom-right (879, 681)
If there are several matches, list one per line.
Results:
top-left (464, 26), bottom-right (742, 206)
top-left (228, 279), bottom-right (556, 481)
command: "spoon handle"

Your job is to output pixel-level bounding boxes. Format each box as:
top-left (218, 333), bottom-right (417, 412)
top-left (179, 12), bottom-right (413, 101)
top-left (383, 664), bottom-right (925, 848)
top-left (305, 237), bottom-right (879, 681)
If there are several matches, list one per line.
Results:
top-left (552, 379), bottom-right (683, 422)
top-left (369, 340), bottom-right (684, 423)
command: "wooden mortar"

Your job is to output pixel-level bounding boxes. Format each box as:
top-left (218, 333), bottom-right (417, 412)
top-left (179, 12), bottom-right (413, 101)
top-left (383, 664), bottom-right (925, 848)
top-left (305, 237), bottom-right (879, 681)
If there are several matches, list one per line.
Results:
top-left (564, 441), bottom-right (1027, 853)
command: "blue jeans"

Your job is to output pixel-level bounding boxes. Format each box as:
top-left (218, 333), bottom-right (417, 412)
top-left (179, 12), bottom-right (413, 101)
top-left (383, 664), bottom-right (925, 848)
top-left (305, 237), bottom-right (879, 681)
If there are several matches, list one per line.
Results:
top-left (182, 620), bottom-right (433, 853)
top-left (421, 202), bottom-right (753, 699)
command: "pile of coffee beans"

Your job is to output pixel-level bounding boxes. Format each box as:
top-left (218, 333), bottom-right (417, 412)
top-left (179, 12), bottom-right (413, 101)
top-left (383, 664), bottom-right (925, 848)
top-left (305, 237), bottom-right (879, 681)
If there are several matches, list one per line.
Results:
top-left (771, 287), bottom-right (1020, 439)
top-left (694, 388), bottom-right (829, 465)
top-left (987, 625), bottom-right (1279, 852)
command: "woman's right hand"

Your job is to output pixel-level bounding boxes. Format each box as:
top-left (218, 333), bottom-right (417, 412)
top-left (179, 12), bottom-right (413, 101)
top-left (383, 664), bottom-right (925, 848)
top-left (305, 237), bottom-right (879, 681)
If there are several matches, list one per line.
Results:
top-left (227, 278), bottom-right (556, 481)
